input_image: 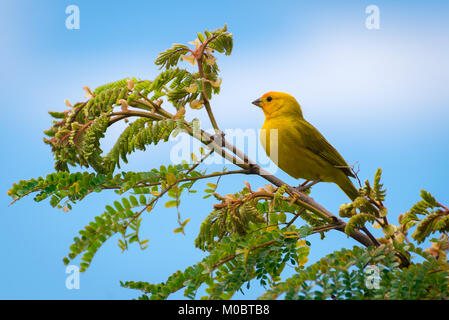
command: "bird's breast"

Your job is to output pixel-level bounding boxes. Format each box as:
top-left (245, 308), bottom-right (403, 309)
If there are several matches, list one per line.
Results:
top-left (260, 117), bottom-right (335, 181)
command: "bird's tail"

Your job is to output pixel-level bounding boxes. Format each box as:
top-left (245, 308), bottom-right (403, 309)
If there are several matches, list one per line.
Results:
top-left (337, 175), bottom-right (360, 201)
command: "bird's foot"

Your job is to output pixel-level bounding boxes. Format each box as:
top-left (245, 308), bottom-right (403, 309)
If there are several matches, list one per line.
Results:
top-left (295, 179), bottom-right (322, 193)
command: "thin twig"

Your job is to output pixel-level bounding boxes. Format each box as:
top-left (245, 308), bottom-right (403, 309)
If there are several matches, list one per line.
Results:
top-left (285, 208), bottom-right (307, 228)
top-left (186, 148), bottom-right (215, 175)
top-left (195, 36), bottom-right (220, 133)
top-left (104, 170), bottom-right (250, 190)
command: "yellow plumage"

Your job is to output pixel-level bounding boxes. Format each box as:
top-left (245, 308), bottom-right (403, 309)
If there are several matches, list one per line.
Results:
top-left (253, 92), bottom-right (359, 200)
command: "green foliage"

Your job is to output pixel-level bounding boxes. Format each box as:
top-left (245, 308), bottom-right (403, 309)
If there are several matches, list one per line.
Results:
top-left (93, 78), bottom-right (133, 95)
top-left (61, 162), bottom-right (210, 270)
top-left (118, 183), bottom-right (320, 299)
top-left (341, 169), bottom-right (388, 236)
top-left (9, 161), bottom-right (213, 272)
top-left (195, 184), bottom-right (318, 251)
top-left (399, 190), bottom-right (449, 243)
top-left (8, 25), bottom-right (449, 300)
top-left (39, 26), bottom-right (233, 175)
top-left (195, 203), bottom-right (265, 250)
top-left (122, 221), bottom-right (311, 300)
top-left (362, 168), bottom-right (387, 203)
top-left (261, 243), bottom-right (449, 300)
top-left (155, 44), bottom-right (190, 70)
top-left (8, 171), bottom-right (110, 207)
top-left (206, 25), bottom-right (233, 56)
top-left (106, 118), bottom-right (176, 169)
top-left (345, 213), bottom-right (376, 235)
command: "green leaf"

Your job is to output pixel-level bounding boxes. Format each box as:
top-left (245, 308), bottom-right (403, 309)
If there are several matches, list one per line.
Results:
top-left (197, 33), bottom-right (205, 42)
top-left (165, 200), bottom-right (178, 208)
top-left (420, 190), bottom-right (438, 207)
top-left (114, 201), bottom-right (124, 212)
top-left (129, 195), bottom-right (139, 207)
top-left (139, 194), bottom-right (147, 205)
top-left (122, 197), bottom-right (131, 209)
top-left (106, 205), bottom-right (116, 215)
top-left (269, 213), bottom-right (278, 225)
top-left (279, 212), bottom-right (287, 224)
top-left (181, 219), bottom-right (191, 227)
top-left (173, 227), bottom-right (184, 234)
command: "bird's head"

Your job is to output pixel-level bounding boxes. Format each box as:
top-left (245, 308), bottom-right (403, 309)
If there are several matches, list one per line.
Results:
top-left (252, 92), bottom-right (303, 118)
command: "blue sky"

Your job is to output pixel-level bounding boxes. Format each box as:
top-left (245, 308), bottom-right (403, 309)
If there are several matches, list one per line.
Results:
top-left (1, 0), bottom-right (448, 299)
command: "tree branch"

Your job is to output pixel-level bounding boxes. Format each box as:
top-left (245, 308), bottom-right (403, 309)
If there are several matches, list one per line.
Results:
top-left (194, 34), bottom-right (221, 133)
top-left (181, 119), bottom-right (378, 248)
top-left (104, 169), bottom-right (250, 190)
top-left (111, 88), bottom-right (377, 248)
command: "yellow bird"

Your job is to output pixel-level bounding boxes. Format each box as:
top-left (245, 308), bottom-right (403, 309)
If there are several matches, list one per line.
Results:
top-left (253, 91), bottom-right (360, 201)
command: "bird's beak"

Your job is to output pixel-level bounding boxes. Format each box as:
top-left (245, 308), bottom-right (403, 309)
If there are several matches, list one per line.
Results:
top-left (252, 98), bottom-right (262, 107)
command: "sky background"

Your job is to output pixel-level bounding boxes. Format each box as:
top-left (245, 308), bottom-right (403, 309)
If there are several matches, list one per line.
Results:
top-left (1, 0), bottom-right (448, 299)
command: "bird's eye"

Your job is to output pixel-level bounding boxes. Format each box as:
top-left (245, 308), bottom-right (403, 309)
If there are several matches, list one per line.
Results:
top-left (267, 96), bottom-right (272, 102)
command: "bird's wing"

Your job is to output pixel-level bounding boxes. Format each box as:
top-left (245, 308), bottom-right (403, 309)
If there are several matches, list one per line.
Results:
top-left (295, 119), bottom-right (355, 178)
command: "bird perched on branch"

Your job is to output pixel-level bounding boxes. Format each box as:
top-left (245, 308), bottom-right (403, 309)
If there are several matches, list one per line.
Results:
top-left (252, 92), bottom-right (360, 201)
